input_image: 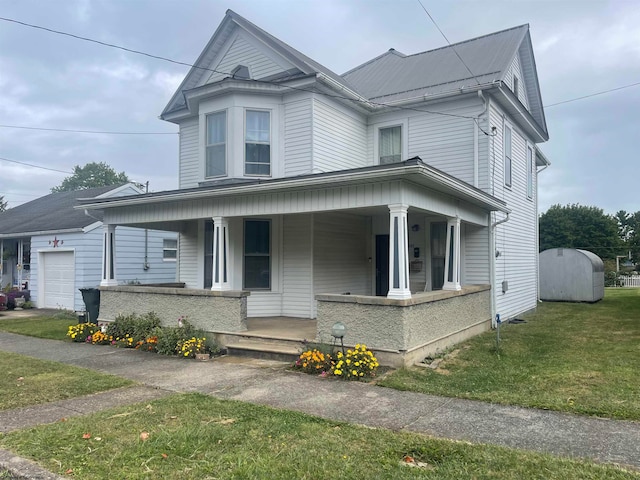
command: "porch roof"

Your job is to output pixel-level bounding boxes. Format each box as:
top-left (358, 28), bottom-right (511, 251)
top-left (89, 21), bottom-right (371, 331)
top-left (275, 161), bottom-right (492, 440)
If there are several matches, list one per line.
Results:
top-left (78, 158), bottom-right (509, 214)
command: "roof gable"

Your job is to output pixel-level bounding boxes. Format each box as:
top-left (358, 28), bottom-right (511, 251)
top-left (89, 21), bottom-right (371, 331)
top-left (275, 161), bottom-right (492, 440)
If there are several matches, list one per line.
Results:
top-left (161, 9), bottom-right (349, 117)
top-left (0, 185), bottom-right (135, 237)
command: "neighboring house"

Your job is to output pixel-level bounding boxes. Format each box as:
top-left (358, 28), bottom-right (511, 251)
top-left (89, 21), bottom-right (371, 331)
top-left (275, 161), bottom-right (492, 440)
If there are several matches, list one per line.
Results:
top-left (0, 184), bottom-right (177, 311)
top-left (79, 11), bottom-right (550, 364)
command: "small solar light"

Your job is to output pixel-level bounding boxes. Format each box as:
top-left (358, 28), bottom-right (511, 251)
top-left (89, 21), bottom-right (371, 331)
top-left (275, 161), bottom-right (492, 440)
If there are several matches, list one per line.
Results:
top-left (331, 321), bottom-right (346, 355)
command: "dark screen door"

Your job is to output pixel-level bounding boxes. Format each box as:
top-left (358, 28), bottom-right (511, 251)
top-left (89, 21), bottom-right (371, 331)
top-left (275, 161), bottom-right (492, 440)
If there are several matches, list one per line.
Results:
top-left (375, 234), bottom-right (389, 296)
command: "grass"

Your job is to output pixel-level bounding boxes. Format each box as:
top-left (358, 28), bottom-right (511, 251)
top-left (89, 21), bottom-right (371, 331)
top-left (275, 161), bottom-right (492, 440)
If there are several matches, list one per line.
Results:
top-left (0, 315), bottom-right (73, 341)
top-left (379, 288), bottom-right (640, 420)
top-left (0, 351), bottom-right (133, 411)
top-left (0, 393), bottom-right (637, 480)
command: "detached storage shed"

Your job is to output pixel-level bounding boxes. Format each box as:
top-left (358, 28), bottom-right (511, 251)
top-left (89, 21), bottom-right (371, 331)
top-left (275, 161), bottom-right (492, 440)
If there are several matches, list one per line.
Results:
top-left (539, 248), bottom-right (604, 302)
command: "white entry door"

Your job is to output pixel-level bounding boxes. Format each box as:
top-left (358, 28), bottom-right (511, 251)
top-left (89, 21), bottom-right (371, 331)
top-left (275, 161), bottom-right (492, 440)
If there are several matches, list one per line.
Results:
top-left (42, 251), bottom-right (75, 310)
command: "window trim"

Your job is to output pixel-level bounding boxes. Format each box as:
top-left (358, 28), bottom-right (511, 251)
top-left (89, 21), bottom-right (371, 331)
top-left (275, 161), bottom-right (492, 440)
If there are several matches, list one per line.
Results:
top-left (244, 109), bottom-right (271, 177)
top-left (243, 219), bottom-right (271, 290)
top-left (526, 143), bottom-right (534, 199)
top-left (504, 122), bottom-right (513, 188)
top-left (162, 238), bottom-right (178, 262)
top-left (205, 109), bottom-right (227, 179)
top-left (373, 119), bottom-right (408, 165)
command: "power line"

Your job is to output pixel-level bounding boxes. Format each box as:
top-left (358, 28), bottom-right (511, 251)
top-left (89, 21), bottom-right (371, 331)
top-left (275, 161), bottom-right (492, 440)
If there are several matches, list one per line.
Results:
top-left (544, 81), bottom-right (640, 108)
top-left (0, 124), bottom-right (177, 135)
top-left (416, 0), bottom-right (480, 86)
top-left (0, 156), bottom-right (72, 174)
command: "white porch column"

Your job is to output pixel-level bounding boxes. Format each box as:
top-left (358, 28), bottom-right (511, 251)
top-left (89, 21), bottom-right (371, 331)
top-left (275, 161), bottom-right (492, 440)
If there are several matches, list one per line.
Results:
top-left (17, 239), bottom-right (23, 288)
top-left (443, 217), bottom-right (462, 291)
top-left (387, 204), bottom-right (411, 299)
top-left (0, 240), bottom-right (3, 282)
top-left (211, 216), bottom-right (231, 291)
top-left (100, 224), bottom-right (118, 286)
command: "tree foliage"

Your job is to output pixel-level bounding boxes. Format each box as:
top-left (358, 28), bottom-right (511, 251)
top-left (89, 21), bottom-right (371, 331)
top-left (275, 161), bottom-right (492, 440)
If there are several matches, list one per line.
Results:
top-left (615, 210), bottom-right (640, 265)
top-left (0, 195), bottom-right (7, 212)
top-left (51, 162), bottom-right (130, 193)
top-left (539, 204), bottom-right (623, 260)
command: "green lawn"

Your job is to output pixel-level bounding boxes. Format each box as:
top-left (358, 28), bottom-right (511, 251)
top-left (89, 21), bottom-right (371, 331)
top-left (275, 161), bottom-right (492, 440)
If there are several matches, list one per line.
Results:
top-left (0, 315), bottom-right (72, 341)
top-left (0, 351), bottom-right (133, 411)
top-left (1, 393), bottom-right (636, 480)
top-left (379, 288), bottom-right (640, 420)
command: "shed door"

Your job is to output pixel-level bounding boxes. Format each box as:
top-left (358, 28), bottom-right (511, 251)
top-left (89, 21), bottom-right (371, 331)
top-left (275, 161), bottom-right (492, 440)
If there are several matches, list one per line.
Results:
top-left (42, 251), bottom-right (75, 310)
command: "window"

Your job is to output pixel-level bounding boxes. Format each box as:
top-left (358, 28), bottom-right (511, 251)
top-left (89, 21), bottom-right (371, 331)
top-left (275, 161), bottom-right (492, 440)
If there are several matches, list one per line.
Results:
top-left (379, 126), bottom-right (402, 164)
top-left (245, 110), bottom-right (270, 176)
top-left (504, 125), bottom-right (512, 187)
top-left (527, 145), bottom-right (533, 199)
top-left (244, 220), bottom-right (270, 289)
top-left (163, 238), bottom-right (177, 261)
top-left (206, 111), bottom-right (226, 177)
top-left (513, 76), bottom-right (519, 99)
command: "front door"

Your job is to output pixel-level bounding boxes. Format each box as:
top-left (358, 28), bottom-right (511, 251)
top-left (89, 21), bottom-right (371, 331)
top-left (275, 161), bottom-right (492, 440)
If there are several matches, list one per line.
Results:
top-left (375, 234), bottom-right (389, 296)
top-left (431, 222), bottom-right (447, 290)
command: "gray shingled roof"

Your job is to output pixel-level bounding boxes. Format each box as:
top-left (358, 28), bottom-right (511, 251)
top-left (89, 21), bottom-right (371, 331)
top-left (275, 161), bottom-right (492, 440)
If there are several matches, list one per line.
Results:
top-left (342, 25), bottom-right (529, 102)
top-left (0, 185), bottom-right (119, 237)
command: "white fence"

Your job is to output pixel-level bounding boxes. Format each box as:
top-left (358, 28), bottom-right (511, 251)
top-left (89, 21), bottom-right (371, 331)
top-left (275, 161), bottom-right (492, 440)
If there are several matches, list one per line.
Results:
top-left (619, 274), bottom-right (640, 287)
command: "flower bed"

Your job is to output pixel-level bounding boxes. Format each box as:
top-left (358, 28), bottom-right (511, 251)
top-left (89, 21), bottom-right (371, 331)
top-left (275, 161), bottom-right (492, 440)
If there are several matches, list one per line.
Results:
top-left (294, 343), bottom-right (379, 381)
top-left (66, 312), bottom-right (220, 359)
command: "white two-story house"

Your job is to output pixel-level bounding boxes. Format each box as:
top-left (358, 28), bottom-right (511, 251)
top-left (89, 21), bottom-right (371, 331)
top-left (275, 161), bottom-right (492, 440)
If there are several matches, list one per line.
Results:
top-left (81, 10), bottom-right (550, 365)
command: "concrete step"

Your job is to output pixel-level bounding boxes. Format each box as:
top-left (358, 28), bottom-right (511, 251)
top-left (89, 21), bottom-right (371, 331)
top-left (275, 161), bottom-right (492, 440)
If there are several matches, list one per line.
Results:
top-left (225, 342), bottom-right (301, 362)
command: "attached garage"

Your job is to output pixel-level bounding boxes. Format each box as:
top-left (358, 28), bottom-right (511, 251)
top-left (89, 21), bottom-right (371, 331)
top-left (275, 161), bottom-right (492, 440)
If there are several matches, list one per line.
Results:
top-left (40, 251), bottom-right (75, 310)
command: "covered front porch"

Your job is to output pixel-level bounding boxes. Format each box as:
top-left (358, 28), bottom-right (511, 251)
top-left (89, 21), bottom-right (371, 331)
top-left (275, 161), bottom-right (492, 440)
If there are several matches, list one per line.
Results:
top-left (82, 159), bottom-right (507, 365)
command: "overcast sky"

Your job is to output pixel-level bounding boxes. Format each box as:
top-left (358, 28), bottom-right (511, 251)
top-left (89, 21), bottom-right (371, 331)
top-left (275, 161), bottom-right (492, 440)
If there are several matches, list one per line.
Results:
top-left (1, 0), bottom-right (638, 215)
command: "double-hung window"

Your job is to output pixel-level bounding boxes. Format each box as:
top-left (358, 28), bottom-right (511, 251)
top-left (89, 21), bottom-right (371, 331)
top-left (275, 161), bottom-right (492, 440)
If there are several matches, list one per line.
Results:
top-left (526, 145), bottom-right (533, 199)
top-left (504, 125), bottom-right (512, 187)
top-left (245, 110), bottom-right (271, 176)
top-left (163, 238), bottom-right (177, 261)
top-left (206, 111), bottom-right (226, 177)
top-left (244, 219), bottom-right (270, 289)
top-left (379, 126), bottom-right (402, 164)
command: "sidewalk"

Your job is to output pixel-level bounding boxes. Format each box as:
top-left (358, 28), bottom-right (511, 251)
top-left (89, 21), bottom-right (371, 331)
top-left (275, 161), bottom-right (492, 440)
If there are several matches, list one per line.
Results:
top-left (0, 331), bottom-right (639, 472)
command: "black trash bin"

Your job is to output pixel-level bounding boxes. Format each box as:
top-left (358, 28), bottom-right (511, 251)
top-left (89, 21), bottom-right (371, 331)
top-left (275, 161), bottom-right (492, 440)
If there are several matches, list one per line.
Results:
top-left (79, 288), bottom-right (100, 324)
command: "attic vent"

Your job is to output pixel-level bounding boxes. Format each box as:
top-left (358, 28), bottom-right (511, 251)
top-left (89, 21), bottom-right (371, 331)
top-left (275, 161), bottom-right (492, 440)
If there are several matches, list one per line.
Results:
top-left (232, 65), bottom-right (251, 80)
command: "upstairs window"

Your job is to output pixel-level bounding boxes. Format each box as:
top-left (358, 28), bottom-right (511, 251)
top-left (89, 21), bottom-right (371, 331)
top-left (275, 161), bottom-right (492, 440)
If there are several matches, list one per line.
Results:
top-left (379, 126), bottom-right (402, 164)
top-left (206, 111), bottom-right (226, 177)
top-left (163, 238), bottom-right (177, 261)
top-left (245, 110), bottom-right (271, 176)
top-left (504, 125), bottom-right (512, 187)
top-left (527, 145), bottom-right (533, 199)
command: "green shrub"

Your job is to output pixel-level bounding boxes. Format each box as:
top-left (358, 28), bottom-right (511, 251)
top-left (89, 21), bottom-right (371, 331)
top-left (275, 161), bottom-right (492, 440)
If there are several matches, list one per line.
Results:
top-left (106, 312), bottom-right (160, 342)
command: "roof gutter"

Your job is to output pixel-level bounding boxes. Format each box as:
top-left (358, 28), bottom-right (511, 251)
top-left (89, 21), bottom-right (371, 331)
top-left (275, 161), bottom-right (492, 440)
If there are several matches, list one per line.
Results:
top-left (0, 227), bottom-right (84, 239)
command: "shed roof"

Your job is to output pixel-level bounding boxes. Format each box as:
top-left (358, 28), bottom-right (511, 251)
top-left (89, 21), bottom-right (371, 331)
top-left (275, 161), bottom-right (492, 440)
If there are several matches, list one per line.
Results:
top-left (0, 185), bottom-right (119, 237)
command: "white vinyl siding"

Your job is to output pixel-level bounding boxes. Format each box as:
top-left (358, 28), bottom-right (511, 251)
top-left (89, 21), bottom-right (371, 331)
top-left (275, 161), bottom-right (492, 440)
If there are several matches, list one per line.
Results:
top-left (284, 97), bottom-right (313, 176)
top-left (179, 223), bottom-right (199, 289)
top-left (179, 118), bottom-right (199, 189)
top-left (463, 224), bottom-right (490, 284)
top-left (407, 97), bottom-right (483, 185)
top-left (313, 98), bottom-right (367, 172)
top-left (505, 53), bottom-right (530, 109)
top-left (489, 103), bottom-right (538, 320)
top-left (526, 144), bottom-right (533, 199)
top-left (282, 214), bottom-right (313, 317)
top-left (205, 31), bottom-right (288, 84)
top-left (504, 123), bottom-right (512, 187)
top-left (313, 212), bottom-right (369, 316)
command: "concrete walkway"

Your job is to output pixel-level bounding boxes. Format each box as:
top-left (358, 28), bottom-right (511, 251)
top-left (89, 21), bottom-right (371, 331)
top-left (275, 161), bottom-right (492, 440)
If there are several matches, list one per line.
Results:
top-left (0, 331), bottom-right (639, 475)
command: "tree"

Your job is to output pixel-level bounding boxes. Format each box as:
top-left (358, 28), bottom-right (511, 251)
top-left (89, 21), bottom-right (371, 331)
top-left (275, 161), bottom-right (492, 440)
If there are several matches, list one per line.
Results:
top-left (0, 195), bottom-right (6, 212)
top-left (51, 162), bottom-right (130, 193)
top-left (539, 204), bottom-right (623, 260)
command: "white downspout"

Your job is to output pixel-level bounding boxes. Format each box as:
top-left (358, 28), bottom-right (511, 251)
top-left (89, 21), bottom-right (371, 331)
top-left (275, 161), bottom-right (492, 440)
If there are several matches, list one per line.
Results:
top-left (490, 212), bottom-right (510, 327)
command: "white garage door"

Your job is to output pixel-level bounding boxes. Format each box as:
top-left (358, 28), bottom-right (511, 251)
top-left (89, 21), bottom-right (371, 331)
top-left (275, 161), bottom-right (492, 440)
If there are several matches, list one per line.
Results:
top-left (42, 251), bottom-right (75, 310)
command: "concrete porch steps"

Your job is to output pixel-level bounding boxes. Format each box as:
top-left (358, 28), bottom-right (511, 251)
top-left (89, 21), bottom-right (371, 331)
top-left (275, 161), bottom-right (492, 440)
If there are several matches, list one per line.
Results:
top-left (218, 333), bottom-right (306, 363)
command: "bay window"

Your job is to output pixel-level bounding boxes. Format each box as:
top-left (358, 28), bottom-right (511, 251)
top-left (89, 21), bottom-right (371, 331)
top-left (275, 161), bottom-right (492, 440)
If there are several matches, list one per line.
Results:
top-left (245, 110), bottom-right (271, 175)
top-left (206, 111), bottom-right (226, 177)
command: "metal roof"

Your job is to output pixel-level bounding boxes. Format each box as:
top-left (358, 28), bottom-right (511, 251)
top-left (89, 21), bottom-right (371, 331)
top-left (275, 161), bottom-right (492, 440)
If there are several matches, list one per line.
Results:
top-left (342, 25), bottom-right (529, 101)
top-left (0, 185), bottom-right (119, 237)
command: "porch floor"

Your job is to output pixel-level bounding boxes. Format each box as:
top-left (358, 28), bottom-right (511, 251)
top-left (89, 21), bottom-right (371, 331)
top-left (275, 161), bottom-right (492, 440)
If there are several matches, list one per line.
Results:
top-left (245, 317), bottom-right (316, 341)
